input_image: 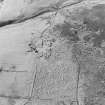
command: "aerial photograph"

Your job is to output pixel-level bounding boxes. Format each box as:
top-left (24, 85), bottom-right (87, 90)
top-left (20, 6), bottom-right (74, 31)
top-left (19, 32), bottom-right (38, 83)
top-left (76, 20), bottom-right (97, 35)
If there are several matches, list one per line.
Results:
top-left (0, 0), bottom-right (105, 105)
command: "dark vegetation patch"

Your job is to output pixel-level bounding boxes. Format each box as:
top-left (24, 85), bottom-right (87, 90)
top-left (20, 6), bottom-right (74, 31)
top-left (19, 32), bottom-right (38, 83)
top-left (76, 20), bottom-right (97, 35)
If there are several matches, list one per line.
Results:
top-left (53, 21), bottom-right (80, 43)
top-left (0, 0), bottom-right (4, 2)
top-left (83, 30), bottom-right (105, 48)
top-left (92, 31), bottom-right (105, 48)
top-left (81, 4), bottom-right (105, 48)
top-left (83, 18), bottom-right (100, 31)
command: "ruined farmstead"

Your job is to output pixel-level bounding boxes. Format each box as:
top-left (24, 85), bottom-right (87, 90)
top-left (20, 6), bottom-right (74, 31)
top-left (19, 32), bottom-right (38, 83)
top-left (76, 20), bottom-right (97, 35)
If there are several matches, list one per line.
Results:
top-left (0, 0), bottom-right (105, 105)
